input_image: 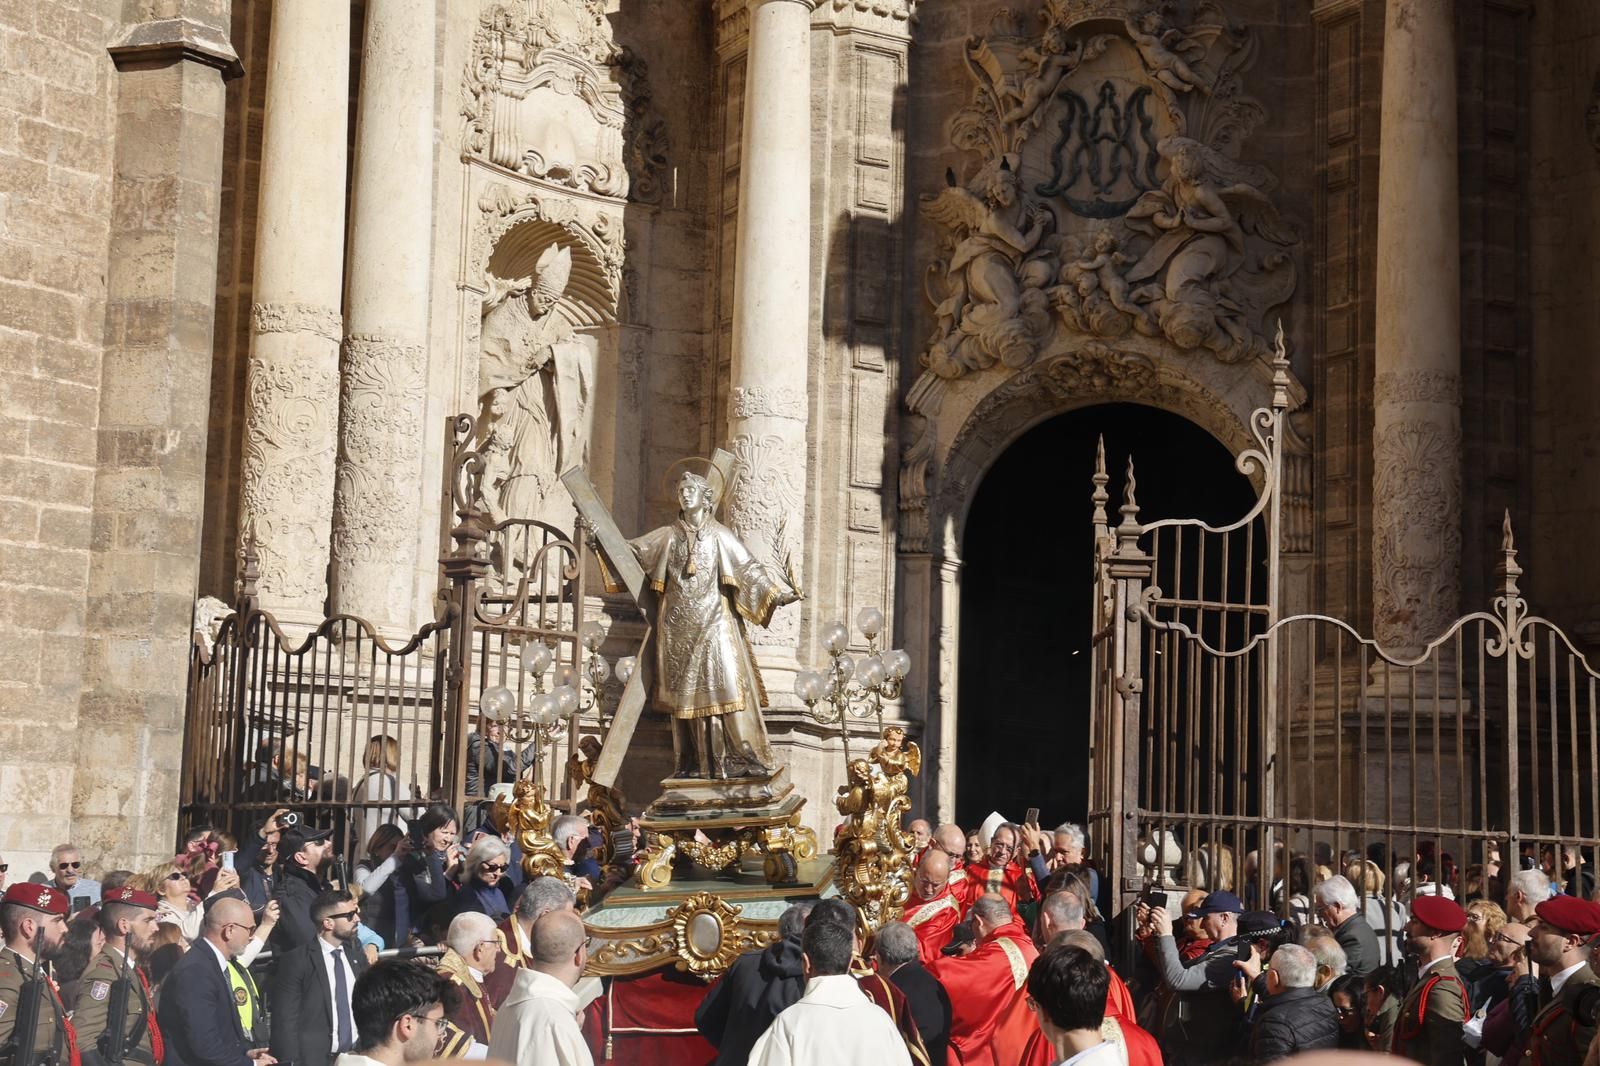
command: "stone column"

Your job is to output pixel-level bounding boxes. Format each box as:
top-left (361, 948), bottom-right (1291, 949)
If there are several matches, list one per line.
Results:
top-left (238, 0), bottom-right (351, 619)
top-left (1371, 0), bottom-right (1461, 655)
top-left (329, 0), bottom-right (436, 628)
top-left (724, 0), bottom-right (816, 680)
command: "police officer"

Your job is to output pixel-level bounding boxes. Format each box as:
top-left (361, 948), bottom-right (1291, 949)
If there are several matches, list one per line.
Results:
top-left (1517, 895), bottom-right (1600, 1066)
top-left (1392, 894), bottom-right (1470, 1066)
top-left (72, 887), bottom-right (164, 1066)
top-left (0, 882), bottom-right (76, 1066)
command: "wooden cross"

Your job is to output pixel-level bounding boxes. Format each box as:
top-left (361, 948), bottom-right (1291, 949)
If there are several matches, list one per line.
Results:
top-left (560, 450), bottom-right (735, 788)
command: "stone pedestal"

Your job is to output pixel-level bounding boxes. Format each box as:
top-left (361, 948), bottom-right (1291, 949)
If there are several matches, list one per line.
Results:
top-left (330, 0), bottom-right (436, 629)
top-left (724, 0), bottom-right (817, 690)
top-left (238, 0), bottom-right (350, 620)
top-left (1372, 0), bottom-right (1462, 656)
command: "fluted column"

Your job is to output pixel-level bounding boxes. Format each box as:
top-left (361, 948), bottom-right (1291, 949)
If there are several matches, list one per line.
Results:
top-left (1372, 0), bottom-right (1461, 655)
top-left (724, 0), bottom-right (816, 677)
top-left (330, 0), bottom-right (436, 627)
top-left (238, 0), bottom-right (350, 619)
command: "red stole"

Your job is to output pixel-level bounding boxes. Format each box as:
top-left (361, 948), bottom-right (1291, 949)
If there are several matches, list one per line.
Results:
top-left (927, 919), bottom-right (1039, 1066)
top-left (901, 889), bottom-right (964, 966)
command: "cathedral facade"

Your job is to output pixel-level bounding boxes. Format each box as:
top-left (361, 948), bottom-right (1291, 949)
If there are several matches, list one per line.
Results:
top-left (2, 0), bottom-right (1598, 872)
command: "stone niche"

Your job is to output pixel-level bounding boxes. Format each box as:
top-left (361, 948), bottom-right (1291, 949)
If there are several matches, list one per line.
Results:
top-left (457, 0), bottom-right (669, 539)
top-left (897, 0), bottom-right (1308, 818)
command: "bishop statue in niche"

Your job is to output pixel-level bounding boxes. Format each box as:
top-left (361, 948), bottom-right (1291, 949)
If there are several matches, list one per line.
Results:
top-left (478, 243), bottom-right (597, 529)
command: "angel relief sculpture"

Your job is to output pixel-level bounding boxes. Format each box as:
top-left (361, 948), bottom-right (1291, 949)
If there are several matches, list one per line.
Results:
top-left (917, 1), bottom-right (1298, 382)
top-left (921, 156), bottom-right (1057, 380)
top-left (832, 726), bottom-right (922, 930)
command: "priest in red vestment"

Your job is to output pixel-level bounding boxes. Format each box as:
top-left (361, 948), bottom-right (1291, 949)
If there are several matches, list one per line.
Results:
top-left (933, 824), bottom-right (980, 902)
top-left (1021, 931), bottom-right (1163, 1066)
top-left (928, 895), bottom-right (1040, 1066)
top-left (902, 850), bottom-right (968, 965)
top-left (964, 823), bottom-right (1039, 915)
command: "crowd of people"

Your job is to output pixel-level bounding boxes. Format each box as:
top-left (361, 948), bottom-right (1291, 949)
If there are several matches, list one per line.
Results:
top-left (3, 808), bottom-right (1600, 1066)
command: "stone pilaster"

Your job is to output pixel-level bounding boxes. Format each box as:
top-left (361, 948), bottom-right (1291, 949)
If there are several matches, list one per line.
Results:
top-left (75, 1), bottom-right (237, 866)
top-left (238, 0), bottom-right (350, 619)
top-left (1371, 0), bottom-right (1462, 654)
top-left (329, 0), bottom-right (435, 628)
top-left (724, 0), bottom-right (817, 681)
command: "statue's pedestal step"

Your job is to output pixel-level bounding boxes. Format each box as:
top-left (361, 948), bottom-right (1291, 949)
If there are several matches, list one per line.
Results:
top-left (633, 791), bottom-right (817, 889)
top-left (649, 766), bottom-right (794, 812)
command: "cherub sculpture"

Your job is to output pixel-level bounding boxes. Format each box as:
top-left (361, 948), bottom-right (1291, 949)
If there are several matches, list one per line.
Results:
top-left (1124, 9), bottom-right (1207, 95)
top-left (1061, 228), bottom-right (1156, 335)
top-left (489, 779), bottom-right (568, 879)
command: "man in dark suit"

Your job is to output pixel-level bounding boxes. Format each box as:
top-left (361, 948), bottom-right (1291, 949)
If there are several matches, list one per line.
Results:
top-left (270, 890), bottom-right (370, 1066)
top-left (1313, 875), bottom-right (1382, 977)
top-left (158, 896), bottom-right (276, 1066)
top-left (875, 921), bottom-right (952, 1066)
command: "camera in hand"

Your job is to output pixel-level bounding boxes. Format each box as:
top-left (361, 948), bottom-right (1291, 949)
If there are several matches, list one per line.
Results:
top-left (280, 811), bottom-right (301, 829)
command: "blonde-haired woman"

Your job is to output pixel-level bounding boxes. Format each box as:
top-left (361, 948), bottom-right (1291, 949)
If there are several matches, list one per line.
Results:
top-left (1347, 859), bottom-right (1406, 966)
top-left (141, 860), bottom-right (204, 942)
top-left (351, 734), bottom-right (408, 851)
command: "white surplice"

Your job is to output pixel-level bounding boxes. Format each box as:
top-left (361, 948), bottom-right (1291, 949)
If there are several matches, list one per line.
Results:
top-left (748, 974), bottom-right (913, 1066)
top-left (486, 967), bottom-right (593, 1066)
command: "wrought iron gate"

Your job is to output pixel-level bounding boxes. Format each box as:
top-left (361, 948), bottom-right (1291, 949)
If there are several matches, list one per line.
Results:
top-left (1088, 347), bottom-right (1600, 918)
top-left (181, 415), bottom-right (612, 860)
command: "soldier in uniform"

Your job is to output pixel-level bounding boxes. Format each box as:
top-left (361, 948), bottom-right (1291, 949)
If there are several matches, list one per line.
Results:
top-left (72, 887), bottom-right (164, 1066)
top-left (1391, 894), bottom-right (1470, 1066)
top-left (1517, 895), bottom-right (1600, 1066)
top-left (0, 882), bottom-right (75, 1066)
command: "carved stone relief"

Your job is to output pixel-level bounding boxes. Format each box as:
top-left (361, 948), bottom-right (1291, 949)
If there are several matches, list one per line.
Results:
top-left (726, 433), bottom-right (806, 646)
top-left (330, 336), bottom-right (428, 568)
top-left (461, 0), bottom-right (669, 204)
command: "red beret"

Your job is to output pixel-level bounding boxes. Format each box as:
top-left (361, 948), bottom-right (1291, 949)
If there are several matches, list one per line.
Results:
top-left (1536, 895), bottom-right (1600, 938)
top-left (1, 883), bottom-right (69, 917)
top-left (1411, 894), bottom-right (1468, 933)
top-left (102, 886), bottom-right (160, 911)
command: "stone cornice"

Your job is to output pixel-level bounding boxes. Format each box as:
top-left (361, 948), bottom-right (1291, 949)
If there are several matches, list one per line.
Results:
top-left (108, 17), bottom-right (243, 78)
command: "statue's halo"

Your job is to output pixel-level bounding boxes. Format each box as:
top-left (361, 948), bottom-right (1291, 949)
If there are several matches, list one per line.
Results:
top-left (660, 456), bottom-right (727, 505)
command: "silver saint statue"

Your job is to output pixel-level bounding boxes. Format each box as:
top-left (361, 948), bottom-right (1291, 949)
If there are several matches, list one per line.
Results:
top-left (627, 468), bottom-right (801, 780)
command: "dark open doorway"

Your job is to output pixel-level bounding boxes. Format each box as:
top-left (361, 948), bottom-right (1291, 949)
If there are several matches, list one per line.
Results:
top-left (955, 403), bottom-right (1258, 830)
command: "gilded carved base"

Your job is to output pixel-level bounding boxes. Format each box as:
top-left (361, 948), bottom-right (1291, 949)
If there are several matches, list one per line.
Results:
top-left (634, 792), bottom-right (817, 889)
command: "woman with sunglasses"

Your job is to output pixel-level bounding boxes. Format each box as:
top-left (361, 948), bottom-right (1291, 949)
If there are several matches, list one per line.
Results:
top-left (140, 861), bottom-right (205, 941)
top-left (443, 837), bottom-right (516, 924)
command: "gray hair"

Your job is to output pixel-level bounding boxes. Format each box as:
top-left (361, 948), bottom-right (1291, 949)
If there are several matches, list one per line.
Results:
top-left (1313, 874), bottom-right (1358, 911)
top-left (874, 921), bottom-right (919, 968)
top-left (463, 835), bottom-right (510, 883)
top-left (446, 911), bottom-right (498, 957)
top-left (971, 893), bottom-right (1012, 927)
top-left (50, 843), bottom-right (81, 865)
top-left (1304, 934), bottom-right (1347, 981)
top-left (1041, 891), bottom-right (1085, 930)
top-left (778, 900), bottom-right (817, 939)
top-left (1053, 823), bottom-right (1086, 849)
top-left (1510, 868), bottom-right (1553, 903)
top-left (1271, 943), bottom-right (1318, 989)
top-left (514, 876), bottom-right (575, 921)
top-left (551, 814), bottom-right (589, 849)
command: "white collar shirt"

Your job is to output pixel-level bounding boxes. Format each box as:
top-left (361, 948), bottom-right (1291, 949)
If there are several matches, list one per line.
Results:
top-left (202, 938), bottom-right (231, 973)
top-left (1551, 961), bottom-right (1587, 996)
top-left (1057, 1042), bottom-right (1122, 1066)
top-left (321, 937), bottom-right (357, 1052)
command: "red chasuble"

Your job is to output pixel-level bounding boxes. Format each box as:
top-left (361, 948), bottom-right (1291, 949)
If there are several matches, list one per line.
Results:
top-left (902, 888), bottom-right (965, 966)
top-left (1019, 967), bottom-right (1163, 1066)
top-left (963, 859), bottom-right (1038, 913)
top-left (927, 918), bottom-right (1040, 1066)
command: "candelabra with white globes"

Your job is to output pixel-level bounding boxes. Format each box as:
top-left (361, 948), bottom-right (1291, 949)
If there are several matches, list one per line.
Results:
top-left (479, 620), bottom-right (631, 773)
top-left (793, 607), bottom-right (912, 763)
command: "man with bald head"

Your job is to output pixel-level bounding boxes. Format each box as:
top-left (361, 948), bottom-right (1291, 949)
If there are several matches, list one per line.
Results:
top-left (933, 824), bottom-right (974, 895)
top-left (159, 896), bottom-right (277, 1066)
top-left (489, 910), bottom-right (592, 1066)
top-left (908, 820), bottom-right (933, 862)
top-left (901, 849), bottom-right (967, 965)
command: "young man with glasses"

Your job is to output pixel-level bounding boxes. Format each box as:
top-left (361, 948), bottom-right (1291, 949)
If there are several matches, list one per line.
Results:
top-left (336, 960), bottom-right (457, 1066)
top-left (50, 843), bottom-right (102, 911)
top-left (270, 890), bottom-right (371, 1066)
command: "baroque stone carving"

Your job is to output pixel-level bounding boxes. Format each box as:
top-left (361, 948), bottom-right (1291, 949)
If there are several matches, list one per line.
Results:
top-left (472, 181), bottom-right (624, 306)
top-left (478, 244), bottom-right (598, 528)
top-left (461, 0), bottom-right (668, 205)
top-left (251, 302), bottom-right (342, 343)
top-left (331, 335), bottom-right (428, 568)
top-left (239, 350), bottom-right (340, 606)
top-left (726, 432), bottom-right (806, 646)
top-left (918, 0), bottom-right (1296, 382)
top-left (730, 385), bottom-right (807, 422)
top-left (1372, 417), bottom-right (1462, 651)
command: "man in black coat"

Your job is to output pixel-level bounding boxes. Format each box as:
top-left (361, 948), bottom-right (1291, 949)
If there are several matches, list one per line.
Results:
top-left (1247, 944), bottom-right (1341, 1063)
top-left (876, 921), bottom-right (952, 1066)
top-left (271, 824), bottom-right (334, 951)
top-left (158, 897), bottom-right (273, 1066)
top-left (1313, 875), bottom-right (1381, 977)
top-left (694, 900), bottom-right (813, 1066)
top-left (269, 890), bottom-right (371, 1066)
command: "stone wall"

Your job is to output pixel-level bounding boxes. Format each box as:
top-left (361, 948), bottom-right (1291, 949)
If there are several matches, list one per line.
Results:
top-left (0, 0), bottom-right (121, 877)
